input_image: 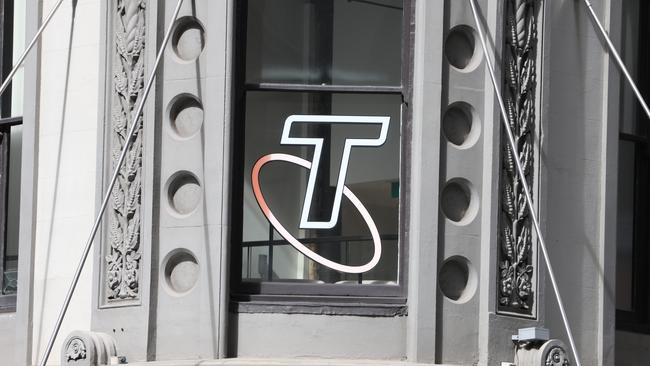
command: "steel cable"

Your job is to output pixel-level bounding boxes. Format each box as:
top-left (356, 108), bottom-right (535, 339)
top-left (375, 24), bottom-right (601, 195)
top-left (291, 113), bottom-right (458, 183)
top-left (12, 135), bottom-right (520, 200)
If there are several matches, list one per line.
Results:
top-left (468, 1), bottom-right (582, 365)
top-left (36, 0), bottom-right (186, 365)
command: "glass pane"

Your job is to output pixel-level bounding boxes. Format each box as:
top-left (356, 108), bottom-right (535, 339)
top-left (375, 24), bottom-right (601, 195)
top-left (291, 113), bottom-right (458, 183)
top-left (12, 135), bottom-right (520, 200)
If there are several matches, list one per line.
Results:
top-left (241, 92), bottom-right (400, 284)
top-left (620, 0), bottom-right (640, 135)
top-left (246, 0), bottom-right (403, 86)
top-left (1, 126), bottom-right (21, 295)
top-left (616, 140), bottom-right (636, 311)
top-left (11, 0), bottom-right (26, 117)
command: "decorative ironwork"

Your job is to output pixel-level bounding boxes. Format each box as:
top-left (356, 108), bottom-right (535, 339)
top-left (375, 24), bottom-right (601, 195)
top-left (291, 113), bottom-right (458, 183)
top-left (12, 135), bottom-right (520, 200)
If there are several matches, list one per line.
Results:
top-left (498, 0), bottom-right (540, 315)
top-left (105, 0), bottom-right (146, 302)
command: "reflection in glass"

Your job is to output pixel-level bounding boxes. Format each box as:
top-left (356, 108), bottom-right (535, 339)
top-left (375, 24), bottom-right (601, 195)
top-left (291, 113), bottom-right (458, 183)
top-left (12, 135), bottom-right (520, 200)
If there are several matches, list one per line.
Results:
top-left (620, 0), bottom-right (640, 135)
top-left (241, 92), bottom-right (400, 284)
top-left (616, 141), bottom-right (636, 311)
top-left (2, 126), bottom-right (21, 295)
top-left (246, 0), bottom-right (403, 86)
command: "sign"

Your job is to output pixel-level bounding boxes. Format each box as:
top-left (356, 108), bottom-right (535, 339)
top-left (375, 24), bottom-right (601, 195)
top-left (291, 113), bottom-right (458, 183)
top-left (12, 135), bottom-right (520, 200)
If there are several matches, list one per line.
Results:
top-left (251, 115), bottom-right (390, 273)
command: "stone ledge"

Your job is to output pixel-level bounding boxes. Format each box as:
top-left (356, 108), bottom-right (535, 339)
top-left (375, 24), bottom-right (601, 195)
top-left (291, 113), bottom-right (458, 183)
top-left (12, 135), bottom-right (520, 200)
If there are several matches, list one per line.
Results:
top-left (125, 359), bottom-right (455, 366)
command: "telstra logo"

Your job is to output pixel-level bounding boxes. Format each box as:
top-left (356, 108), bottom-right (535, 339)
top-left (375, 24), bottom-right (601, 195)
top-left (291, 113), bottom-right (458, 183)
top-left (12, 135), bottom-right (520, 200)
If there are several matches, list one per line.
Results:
top-left (251, 115), bottom-right (390, 274)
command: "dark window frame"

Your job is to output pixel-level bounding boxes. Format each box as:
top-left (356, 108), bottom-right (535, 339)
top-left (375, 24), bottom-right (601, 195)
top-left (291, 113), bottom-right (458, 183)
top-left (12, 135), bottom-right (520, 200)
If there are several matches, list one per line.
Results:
top-left (616, 0), bottom-right (650, 333)
top-left (0, 0), bottom-right (20, 313)
top-left (615, 136), bottom-right (650, 333)
top-left (0, 116), bottom-right (22, 312)
top-left (230, 0), bottom-right (413, 311)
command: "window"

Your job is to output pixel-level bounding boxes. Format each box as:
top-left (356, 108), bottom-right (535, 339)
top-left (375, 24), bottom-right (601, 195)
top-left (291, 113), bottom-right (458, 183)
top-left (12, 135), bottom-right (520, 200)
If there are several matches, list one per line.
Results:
top-left (0, 0), bottom-right (23, 312)
top-left (616, 0), bottom-right (650, 332)
top-left (231, 0), bottom-right (410, 304)
top-left (0, 115), bottom-right (22, 310)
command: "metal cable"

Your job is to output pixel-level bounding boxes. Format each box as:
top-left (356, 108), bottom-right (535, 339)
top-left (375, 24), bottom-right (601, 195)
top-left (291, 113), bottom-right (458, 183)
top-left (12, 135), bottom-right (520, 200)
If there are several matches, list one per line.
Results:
top-left (36, 0), bottom-right (186, 364)
top-left (0, 0), bottom-right (67, 97)
top-left (467, 1), bottom-right (582, 365)
top-left (582, 0), bottom-right (650, 123)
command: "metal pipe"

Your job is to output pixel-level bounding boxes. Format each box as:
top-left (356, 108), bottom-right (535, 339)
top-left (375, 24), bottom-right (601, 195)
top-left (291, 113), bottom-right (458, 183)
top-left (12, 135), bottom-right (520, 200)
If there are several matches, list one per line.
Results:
top-left (36, 0), bottom-right (186, 364)
top-left (582, 0), bottom-right (650, 123)
top-left (467, 1), bottom-right (583, 365)
top-left (0, 0), bottom-right (67, 97)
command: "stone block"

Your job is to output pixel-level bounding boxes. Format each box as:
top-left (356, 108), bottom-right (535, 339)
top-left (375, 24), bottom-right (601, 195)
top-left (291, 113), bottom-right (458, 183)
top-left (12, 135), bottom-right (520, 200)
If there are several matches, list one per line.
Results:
top-left (61, 331), bottom-right (118, 366)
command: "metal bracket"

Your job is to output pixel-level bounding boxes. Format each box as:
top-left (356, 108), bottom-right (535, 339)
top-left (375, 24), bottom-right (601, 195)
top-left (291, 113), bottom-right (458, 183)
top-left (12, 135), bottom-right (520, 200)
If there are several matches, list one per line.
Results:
top-left (512, 327), bottom-right (550, 343)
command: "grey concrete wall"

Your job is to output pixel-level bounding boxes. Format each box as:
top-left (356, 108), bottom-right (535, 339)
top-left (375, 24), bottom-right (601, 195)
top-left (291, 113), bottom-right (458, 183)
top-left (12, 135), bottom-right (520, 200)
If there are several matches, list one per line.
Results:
top-left (406, 0), bottom-right (443, 362)
top-left (435, 1), bottom-right (487, 363)
top-left (541, 0), bottom-right (619, 365)
top-left (0, 312), bottom-right (17, 364)
top-left (150, 0), bottom-right (231, 361)
top-left (0, 0), bottom-right (104, 364)
top-left (31, 0), bottom-right (103, 363)
top-left (230, 313), bottom-right (406, 360)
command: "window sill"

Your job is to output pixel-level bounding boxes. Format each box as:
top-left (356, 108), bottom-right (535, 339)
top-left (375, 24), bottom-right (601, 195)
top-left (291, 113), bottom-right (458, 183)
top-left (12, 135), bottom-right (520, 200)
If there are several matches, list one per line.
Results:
top-left (616, 322), bottom-right (650, 335)
top-left (0, 294), bottom-right (16, 313)
top-left (126, 358), bottom-right (449, 366)
top-left (230, 296), bottom-right (407, 317)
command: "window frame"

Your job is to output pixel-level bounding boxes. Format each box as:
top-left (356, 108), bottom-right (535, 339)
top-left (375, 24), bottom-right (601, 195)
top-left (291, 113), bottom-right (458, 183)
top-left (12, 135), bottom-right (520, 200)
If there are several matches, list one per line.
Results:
top-left (616, 0), bottom-right (650, 333)
top-left (615, 134), bottom-right (650, 332)
top-left (0, 117), bottom-right (22, 313)
top-left (0, 0), bottom-right (18, 313)
top-left (230, 0), bottom-right (413, 309)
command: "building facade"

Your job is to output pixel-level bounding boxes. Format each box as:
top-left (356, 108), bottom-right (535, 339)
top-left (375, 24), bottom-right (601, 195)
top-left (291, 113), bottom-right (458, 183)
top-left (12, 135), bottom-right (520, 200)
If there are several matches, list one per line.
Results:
top-left (0, 0), bottom-right (648, 365)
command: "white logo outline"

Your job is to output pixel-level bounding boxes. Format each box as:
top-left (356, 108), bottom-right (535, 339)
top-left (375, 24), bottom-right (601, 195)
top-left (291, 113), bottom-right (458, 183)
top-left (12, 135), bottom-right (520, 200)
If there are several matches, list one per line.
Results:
top-left (251, 115), bottom-right (390, 273)
top-left (281, 115), bottom-right (390, 229)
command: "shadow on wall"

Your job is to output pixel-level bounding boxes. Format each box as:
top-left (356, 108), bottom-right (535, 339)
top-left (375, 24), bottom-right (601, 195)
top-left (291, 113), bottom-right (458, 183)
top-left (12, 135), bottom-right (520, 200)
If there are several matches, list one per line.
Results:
top-left (542, 0), bottom-right (613, 365)
top-left (34, 0), bottom-right (79, 362)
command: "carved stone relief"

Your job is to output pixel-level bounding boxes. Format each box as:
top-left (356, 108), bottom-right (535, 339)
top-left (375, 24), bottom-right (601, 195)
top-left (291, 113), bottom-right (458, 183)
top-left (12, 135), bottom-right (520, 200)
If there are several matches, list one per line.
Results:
top-left (105, 0), bottom-right (146, 303)
top-left (545, 346), bottom-right (570, 366)
top-left (514, 339), bottom-right (570, 366)
top-left (61, 331), bottom-right (119, 366)
top-left (65, 338), bottom-right (87, 362)
top-left (498, 0), bottom-right (540, 316)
